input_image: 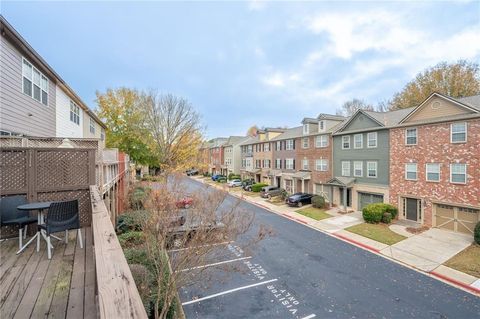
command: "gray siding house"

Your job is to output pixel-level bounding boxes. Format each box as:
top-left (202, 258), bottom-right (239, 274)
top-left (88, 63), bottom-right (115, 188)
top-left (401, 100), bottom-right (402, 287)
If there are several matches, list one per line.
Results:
top-left (330, 108), bottom-right (412, 210)
top-left (0, 16), bottom-right (105, 138)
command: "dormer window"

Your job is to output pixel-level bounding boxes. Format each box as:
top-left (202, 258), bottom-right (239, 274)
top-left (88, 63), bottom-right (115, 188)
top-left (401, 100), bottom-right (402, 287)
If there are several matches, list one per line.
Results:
top-left (303, 124), bottom-right (309, 135)
top-left (318, 120), bottom-right (325, 132)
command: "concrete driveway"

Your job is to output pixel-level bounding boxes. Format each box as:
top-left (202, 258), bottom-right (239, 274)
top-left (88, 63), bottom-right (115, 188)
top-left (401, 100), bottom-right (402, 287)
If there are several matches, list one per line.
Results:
top-left (380, 228), bottom-right (473, 271)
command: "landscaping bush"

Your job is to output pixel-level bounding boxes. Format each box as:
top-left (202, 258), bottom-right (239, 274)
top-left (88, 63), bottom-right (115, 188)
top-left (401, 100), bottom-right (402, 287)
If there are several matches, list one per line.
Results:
top-left (311, 195), bottom-right (326, 209)
top-left (129, 186), bottom-right (151, 210)
top-left (118, 231), bottom-right (145, 248)
top-left (251, 183), bottom-right (268, 192)
top-left (382, 212), bottom-right (392, 224)
top-left (362, 203), bottom-right (398, 224)
top-left (228, 174), bottom-right (241, 180)
top-left (116, 210), bottom-right (148, 234)
top-left (217, 177), bottom-right (227, 183)
top-left (124, 248), bottom-right (150, 265)
top-left (475, 221), bottom-right (480, 245)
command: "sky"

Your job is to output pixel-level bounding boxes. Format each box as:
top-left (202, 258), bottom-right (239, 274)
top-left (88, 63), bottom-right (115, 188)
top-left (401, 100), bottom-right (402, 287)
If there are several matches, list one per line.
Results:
top-left (2, 1), bottom-right (479, 138)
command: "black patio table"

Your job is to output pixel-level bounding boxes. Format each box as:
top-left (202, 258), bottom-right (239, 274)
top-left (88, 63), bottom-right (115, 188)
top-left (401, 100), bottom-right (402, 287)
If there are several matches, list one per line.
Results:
top-left (16, 201), bottom-right (61, 254)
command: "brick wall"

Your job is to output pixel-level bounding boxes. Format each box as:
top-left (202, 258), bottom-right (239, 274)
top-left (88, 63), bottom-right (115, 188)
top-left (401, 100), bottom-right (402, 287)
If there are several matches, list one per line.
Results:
top-left (389, 119), bottom-right (480, 226)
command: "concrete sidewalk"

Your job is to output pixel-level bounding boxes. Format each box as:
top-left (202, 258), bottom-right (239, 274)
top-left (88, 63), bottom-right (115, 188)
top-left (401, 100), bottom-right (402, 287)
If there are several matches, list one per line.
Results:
top-left (195, 178), bottom-right (479, 294)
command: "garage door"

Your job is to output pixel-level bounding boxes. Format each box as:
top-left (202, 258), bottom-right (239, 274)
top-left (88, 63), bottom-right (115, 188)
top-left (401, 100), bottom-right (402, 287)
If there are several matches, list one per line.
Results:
top-left (358, 192), bottom-right (384, 210)
top-left (434, 204), bottom-right (480, 235)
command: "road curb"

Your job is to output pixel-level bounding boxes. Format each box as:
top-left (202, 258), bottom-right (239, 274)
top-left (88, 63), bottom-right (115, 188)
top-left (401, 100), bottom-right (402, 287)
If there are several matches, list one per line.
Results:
top-left (332, 233), bottom-right (381, 253)
top-left (281, 213), bottom-right (309, 225)
top-left (429, 271), bottom-right (480, 295)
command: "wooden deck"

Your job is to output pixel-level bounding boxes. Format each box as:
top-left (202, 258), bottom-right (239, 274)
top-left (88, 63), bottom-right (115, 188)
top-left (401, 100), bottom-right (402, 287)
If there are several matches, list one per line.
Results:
top-left (0, 227), bottom-right (96, 318)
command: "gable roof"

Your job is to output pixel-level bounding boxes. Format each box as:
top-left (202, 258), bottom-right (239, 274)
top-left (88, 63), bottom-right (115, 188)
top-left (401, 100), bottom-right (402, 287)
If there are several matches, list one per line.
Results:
top-left (270, 126), bottom-right (303, 141)
top-left (453, 94), bottom-right (480, 111)
top-left (224, 136), bottom-right (248, 146)
top-left (238, 136), bottom-right (258, 146)
top-left (399, 92), bottom-right (480, 124)
top-left (209, 137), bottom-right (228, 148)
top-left (318, 113), bottom-right (346, 121)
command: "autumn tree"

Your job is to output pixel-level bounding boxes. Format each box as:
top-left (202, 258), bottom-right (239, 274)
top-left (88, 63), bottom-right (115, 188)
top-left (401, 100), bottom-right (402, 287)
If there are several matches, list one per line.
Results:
top-left (140, 92), bottom-right (204, 172)
top-left (246, 125), bottom-right (259, 137)
top-left (336, 98), bottom-right (375, 116)
top-left (96, 88), bottom-right (157, 166)
top-left (389, 60), bottom-right (480, 110)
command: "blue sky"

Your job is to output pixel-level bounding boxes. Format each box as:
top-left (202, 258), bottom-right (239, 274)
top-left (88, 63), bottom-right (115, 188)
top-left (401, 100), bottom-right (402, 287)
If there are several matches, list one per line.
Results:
top-left (2, 1), bottom-right (479, 138)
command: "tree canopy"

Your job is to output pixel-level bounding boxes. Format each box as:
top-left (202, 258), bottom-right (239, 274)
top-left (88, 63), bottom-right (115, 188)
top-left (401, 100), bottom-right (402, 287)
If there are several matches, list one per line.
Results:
top-left (389, 60), bottom-right (480, 110)
top-left (336, 98), bottom-right (375, 116)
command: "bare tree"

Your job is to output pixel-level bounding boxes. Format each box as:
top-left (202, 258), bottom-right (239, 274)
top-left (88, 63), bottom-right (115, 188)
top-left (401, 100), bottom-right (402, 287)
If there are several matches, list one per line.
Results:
top-left (336, 98), bottom-right (375, 116)
top-left (141, 92), bottom-right (204, 172)
top-left (134, 174), bottom-right (270, 318)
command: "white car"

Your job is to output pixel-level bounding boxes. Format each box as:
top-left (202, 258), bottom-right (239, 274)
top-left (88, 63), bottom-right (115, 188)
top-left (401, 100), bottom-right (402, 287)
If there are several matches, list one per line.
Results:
top-left (228, 179), bottom-right (242, 187)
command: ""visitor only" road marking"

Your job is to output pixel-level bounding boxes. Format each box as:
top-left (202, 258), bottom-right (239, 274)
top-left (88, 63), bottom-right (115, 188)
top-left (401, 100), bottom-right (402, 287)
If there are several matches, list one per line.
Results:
top-left (182, 278), bottom-right (279, 306)
top-left (178, 256), bottom-right (252, 272)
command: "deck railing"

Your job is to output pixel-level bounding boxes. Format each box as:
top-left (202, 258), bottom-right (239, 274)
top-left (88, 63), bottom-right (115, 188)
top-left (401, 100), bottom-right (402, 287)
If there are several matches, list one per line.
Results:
top-left (90, 185), bottom-right (147, 319)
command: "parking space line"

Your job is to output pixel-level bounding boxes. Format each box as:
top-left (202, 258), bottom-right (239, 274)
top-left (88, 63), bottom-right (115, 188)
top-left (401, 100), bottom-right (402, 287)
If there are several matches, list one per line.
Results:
top-left (178, 256), bottom-right (252, 272)
top-left (168, 241), bottom-right (234, 253)
top-left (182, 278), bottom-right (278, 305)
top-left (301, 314), bottom-right (316, 319)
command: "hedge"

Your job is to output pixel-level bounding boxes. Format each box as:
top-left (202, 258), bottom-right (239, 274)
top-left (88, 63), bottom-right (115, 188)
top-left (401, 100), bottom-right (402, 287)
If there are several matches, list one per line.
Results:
top-left (228, 173), bottom-right (241, 180)
top-left (475, 221), bottom-right (480, 245)
top-left (251, 183), bottom-right (268, 192)
top-left (362, 203), bottom-right (398, 224)
top-left (311, 195), bottom-right (326, 209)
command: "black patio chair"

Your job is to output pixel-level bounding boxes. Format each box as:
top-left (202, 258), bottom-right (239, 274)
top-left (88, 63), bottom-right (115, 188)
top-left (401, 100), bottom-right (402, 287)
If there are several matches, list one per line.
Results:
top-left (37, 200), bottom-right (83, 259)
top-left (0, 195), bottom-right (38, 250)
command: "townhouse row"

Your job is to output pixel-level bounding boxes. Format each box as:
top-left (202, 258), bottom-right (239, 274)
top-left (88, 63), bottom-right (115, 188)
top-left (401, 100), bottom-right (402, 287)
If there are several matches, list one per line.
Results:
top-left (200, 92), bottom-right (480, 237)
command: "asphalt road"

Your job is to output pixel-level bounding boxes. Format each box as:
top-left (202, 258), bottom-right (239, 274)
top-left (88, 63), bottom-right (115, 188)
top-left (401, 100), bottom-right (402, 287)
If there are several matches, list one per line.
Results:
top-left (179, 178), bottom-right (480, 319)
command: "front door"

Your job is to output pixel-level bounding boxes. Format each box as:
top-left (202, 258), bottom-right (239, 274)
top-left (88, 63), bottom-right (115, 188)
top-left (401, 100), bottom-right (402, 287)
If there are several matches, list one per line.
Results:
top-left (406, 198), bottom-right (419, 221)
top-left (339, 188), bottom-right (352, 207)
top-left (276, 176), bottom-right (281, 187)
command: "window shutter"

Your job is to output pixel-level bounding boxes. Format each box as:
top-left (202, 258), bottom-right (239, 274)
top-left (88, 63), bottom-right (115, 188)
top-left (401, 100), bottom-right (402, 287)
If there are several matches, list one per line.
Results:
top-left (293, 140), bottom-right (296, 150)
top-left (293, 159), bottom-right (296, 170)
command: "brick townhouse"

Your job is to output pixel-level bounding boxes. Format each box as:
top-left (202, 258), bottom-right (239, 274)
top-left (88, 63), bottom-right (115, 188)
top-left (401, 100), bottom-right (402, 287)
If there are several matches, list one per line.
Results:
top-left (295, 114), bottom-right (345, 199)
top-left (208, 137), bottom-right (227, 175)
top-left (270, 126), bottom-right (302, 192)
top-left (389, 92), bottom-right (480, 235)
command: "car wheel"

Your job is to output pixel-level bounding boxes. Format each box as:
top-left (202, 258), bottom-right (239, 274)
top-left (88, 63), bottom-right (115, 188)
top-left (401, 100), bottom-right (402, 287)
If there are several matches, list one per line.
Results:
top-left (297, 201), bottom-right (303, 207)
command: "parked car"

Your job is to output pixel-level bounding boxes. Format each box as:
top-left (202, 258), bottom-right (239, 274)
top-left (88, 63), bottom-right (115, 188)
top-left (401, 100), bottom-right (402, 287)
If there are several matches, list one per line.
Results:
top-left (260, 186), bottom-right (284, 199)
top-left (176, 197), bottom-right (194, 209)
top-left (228, 179), bottom-right (242, 187)
top-left (211, 174), bottom-right (226, 181)
top-left (242, 179), bottom-right (255, 191)
top-left (286, 193), bottom-right (314, 207)
top-left (186, 169), bottom-right (199, 176)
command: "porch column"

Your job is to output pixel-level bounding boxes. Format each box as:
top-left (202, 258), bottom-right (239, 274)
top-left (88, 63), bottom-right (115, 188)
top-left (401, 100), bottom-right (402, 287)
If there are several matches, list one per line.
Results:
top-left (301, 179), bottom-right (305, 193)
top-left (343, 186), bottom-right (347, 212)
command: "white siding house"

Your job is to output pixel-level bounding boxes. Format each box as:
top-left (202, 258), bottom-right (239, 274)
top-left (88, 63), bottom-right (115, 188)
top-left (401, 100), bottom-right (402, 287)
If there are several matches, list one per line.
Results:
top-left (55, 86), bottom-right (83, 138)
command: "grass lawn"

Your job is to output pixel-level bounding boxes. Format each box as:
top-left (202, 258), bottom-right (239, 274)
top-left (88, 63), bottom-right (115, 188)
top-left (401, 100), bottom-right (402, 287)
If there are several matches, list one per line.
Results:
top-left (346, 223), bottom-right (406, 245)
top-left (444, 244), bottom-right (480, 278)
top-left (269, 198), bottom-right (287, 206)
top-left (244, 192), bottom-right (261, 197)
top-left (296, 207), bottom-right (332, 221)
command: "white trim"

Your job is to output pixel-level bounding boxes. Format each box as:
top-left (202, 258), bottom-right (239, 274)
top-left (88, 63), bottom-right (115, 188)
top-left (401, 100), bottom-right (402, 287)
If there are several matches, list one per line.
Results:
top-left (426, 163), bottom-right (440, 182)
top-left (353, 161), bottom-right (363, 177)
top-left (367, 132), bottom-right (377, 148)
top-left (302, 137), bottom-right (309, 149)
top-left (405, 128), bottom-right (417, 145)
top-left (341, 161), bottom-right (350, 177)
top-left (405, 163), bottom-right (417, 181)
top-left (354, 134), bottom-right (363, 149)
top-left (315, 135), bottom-right (328, 148)
top-left (303, 123), bottom-right (309, 135)
top-left (341, 136), bottom-right (351, 149)
top-left (450, 163), bottom-right (467, 184)
top-left (450, 122), bottom-right (467, 143)
top-left (366, 161), bottom-right (377, 178)
top-left (22, 57), bottom-right (49, 106)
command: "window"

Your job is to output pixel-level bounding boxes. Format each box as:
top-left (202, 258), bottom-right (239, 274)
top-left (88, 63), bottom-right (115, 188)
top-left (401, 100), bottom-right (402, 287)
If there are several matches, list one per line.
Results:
top-left (318, 121), bottom-right (325, 132)
top-left (89, 118), bottom-right (96, 134)
top-left (426, 163), bottom-right (440, 182)
top-left (303, 124), bottom-right (309, 134)
top-left (450, 163), bottom-right (467, 184)
top-left (302, 159), bottom-right (309, 170)
top-left (286, 158), bottom-right (294, 170)
top-left (367, 162), bottom-right (377, 178)
top-left (451, 122), bottom-right (467, 143)
top-left (405, 163), bottom-right (417, 180)
top-left (315, 135), bottom-right (328, 148)
top-left (367, 132), bottom-right (377, 148)
top-left (275, 158), bottom-right (281, 169)
top-left (302, 137), bottom-right (309, 149)
top-left (70, 101), bottom-right (80, 125)
top-left (342, 136), bottom-right (350, 149)
top-left (22, 58), bottom-right (48, 105)
top-left (276, 141), bottom-right (281, 150)
top-left (354, 134), bottom-right (363, 149)
top-left (286, 139), bottom-right (294, 150)
top-left (341, 161), bottom-right (350, 176)
top-left (405, 128), bottom-right (417, 145)
top-left (353, 161), bottom-right (363, 177)
top-left (100, 128), bottom-right (105, 141)
top-left (264, 143), bottom-right (270, 152)
top-left (315, 159), bottom-right (328, 171)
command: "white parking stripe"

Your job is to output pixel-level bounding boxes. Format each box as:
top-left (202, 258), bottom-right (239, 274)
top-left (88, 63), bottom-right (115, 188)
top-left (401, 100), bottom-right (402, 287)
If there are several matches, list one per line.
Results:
top-left (168, 241), bottom-right (233, 253)
top-left (182, 278), bottom-right (278, 305)
top-left (178, 256), bottom-right (252, 272)
top-left (301, 314), bottom-right (316, 319)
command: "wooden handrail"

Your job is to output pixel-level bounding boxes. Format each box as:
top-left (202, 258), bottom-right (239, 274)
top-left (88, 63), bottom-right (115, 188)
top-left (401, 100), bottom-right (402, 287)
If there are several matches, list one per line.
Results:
top-left (90, 185), bottom-right (147, 319)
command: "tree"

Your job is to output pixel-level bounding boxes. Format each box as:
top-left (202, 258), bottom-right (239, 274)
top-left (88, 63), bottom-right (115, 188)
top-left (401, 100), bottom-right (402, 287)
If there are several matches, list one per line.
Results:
top-left (140, 92), bottom-right (204, 172)
top-left (336, 98), bottom-right (374, 116)
top-left (246, 125), bottom-right (259, 137)
top-left (389, 60), bottom-right (480, 110)
top-left (130, 175), bottom-right (268, 318)
top-left (96, 88), bottom-right (157, 166)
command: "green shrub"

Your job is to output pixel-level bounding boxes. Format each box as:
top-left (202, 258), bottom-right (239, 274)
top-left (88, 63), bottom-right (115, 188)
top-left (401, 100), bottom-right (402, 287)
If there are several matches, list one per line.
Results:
top-left (116, 210), bottom-right (148, 234)
top-left (362, 203), bottom-right (398, 224)
top-left (382, 212), bottom-right (392, 224)
top-left (475, 221), bottom-right (480, 245)
top-left (118, 231), bottom-right (145, 248)
top-left (251, 183), bottom-right (268, 192)
top-left (130, 186), bottom-right (151, 209)
top-left (218, 178), bottom-right (227, 183)
top-left (228, 174), bottom-right (241, 180)
top-left (124, 248), bottom-right (149, 265)
top-left (311, 195), bottom-right (326, 209)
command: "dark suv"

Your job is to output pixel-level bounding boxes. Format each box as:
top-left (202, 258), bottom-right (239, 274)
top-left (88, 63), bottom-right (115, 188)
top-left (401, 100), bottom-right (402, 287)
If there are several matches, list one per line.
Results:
top-left (242, 179), bottom-right (255, 191)
top-left (260, 186), bottom-right (284, 199)
top-left (286, 193), bottom-right (314, 207)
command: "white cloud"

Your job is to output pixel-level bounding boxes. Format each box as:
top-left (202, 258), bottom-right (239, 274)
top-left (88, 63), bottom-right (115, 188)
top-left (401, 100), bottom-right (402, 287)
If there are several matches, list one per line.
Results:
top-left (248, 0), bottom-right (267, 11)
